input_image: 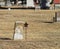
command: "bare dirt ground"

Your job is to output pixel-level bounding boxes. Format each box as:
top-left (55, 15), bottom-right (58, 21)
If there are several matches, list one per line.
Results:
top-left (0, 40), bottom-right (60, 49)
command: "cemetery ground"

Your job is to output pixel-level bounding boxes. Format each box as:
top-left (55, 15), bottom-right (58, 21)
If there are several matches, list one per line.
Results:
top-left (0, 9), bottom-right (60, 49)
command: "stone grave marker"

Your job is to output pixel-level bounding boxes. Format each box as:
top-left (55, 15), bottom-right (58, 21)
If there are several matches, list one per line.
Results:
top-left (55, 12), bottom-right (60, 22)
top-left (14, 21), bottom-right (25, 40)
top-left (5, 0), bottom-right (12, 6)
top-left (26, 0), bottom-right (34, 7)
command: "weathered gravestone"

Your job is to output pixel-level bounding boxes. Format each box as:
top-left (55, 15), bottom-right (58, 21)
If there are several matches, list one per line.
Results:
top-left (26, 0), bottom-right (34, 7)
top-left (0, 2), bottom-right (5, 6)
top-left (5, 0), bottom-right (12, 6)
top-left (55, 12), bottom-right (60, 22)
top-left (14, 21), bottom-right (25, 40)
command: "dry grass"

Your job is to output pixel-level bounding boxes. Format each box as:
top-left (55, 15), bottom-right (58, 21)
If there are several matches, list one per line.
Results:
top-left (0, 10), bottom-right (59, 49)
top-left (0, 40), bottom-right (59, 49)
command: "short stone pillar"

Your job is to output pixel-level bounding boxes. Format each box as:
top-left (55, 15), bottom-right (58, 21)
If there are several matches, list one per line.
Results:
top-left (55, 12), bottom-right (60, 22)
top-left (26, 0), bottom-right (34, 7)
top-left (14, 21), bottom-right (25, 40)
top-left (8, 8), bottom-right (11, 11)
top-left (5, 0), bottom-right (12, 6)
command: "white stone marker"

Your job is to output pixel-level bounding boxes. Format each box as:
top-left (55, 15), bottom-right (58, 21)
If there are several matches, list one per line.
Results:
top-left (8, 8), bottom-right (11, 11)
top-left (26, 0), bottom-right (34, 7)
top-left (57, 17), bottom-right (60, 22)
top-left (14, 26), bottom-right (23, 40)
top-left (56, 12), bottom-right (60, 22)
top-left (6, 0), bottom-right (12, 6)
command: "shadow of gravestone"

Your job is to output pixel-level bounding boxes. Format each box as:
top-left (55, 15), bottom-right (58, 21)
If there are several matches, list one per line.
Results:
top-left (0, 38), bottom-right (11, 40)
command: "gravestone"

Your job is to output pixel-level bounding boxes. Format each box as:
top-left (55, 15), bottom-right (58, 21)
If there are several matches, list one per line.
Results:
top-left (14, 21), bottom-right (25, 40)
top-left (8, 8), bottom-right (11, 11)
top-left (26, 0), bottom-right (34, 7)
top-left (55, 12), bottom-right (60, 22)
top-left (14, 26), bottom-right (23, 40)
top-left (5, 0), bottom-right (12, 6)
top-left (0, 2), bottom-right (5, 6)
